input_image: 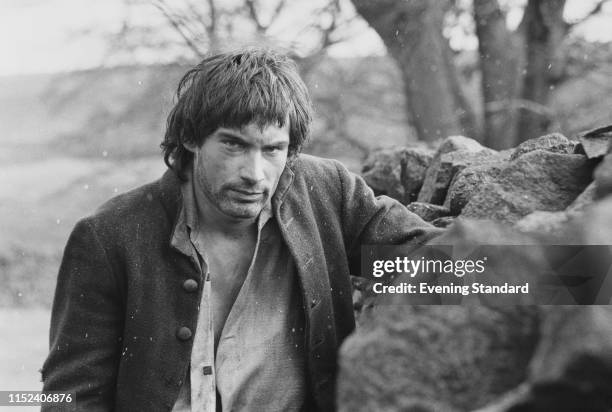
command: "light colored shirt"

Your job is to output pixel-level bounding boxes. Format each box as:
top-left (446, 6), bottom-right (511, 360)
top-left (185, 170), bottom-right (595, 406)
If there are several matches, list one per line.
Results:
top-left (172, 171), bottom-right (306, 412)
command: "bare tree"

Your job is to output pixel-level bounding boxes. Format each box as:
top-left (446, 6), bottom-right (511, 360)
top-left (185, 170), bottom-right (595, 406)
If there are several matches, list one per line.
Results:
top-left (125, 0), bottom-right (349, 76)
top-left (473, 0), bottom-right (523, 148)
top-left (515, 0), bottom-right (568, 143)
top-left (352, 0), bottom-right (611, 148)
top-left (477, 0), bottom-right (610, 147)
top-left (350, 0), bottom-right (478, 143)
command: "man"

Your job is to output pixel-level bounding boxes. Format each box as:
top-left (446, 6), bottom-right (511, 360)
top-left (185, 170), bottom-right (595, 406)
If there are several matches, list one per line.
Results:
top-left (41, 48), bottom-right (441, 411)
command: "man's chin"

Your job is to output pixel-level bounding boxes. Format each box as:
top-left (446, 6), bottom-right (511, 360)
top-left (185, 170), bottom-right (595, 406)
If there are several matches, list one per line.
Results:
top-left (220, 203), bottom-right (264, 220)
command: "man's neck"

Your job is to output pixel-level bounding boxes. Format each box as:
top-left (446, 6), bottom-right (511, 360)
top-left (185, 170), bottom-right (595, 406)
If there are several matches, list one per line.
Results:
top-left (197, 202), bottom-right (258, 239)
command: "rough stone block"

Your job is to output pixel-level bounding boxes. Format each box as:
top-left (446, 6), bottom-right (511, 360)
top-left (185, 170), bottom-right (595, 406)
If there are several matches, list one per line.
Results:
top-left (444, 162), bottom-right (507, 215)
top-left (338, 303), bottom-right (541, 412)
top-left (339, 218), bottom-right (612, 411)
top-left (510, 133), bottom-right (576, 161)
top-left (478, 307), bottom-right (612, 412)
top-left (436, 135), bottom-right (489, 154)
top-left (362, 146), bottom-right (434, 204)
top-left (581, 195), bottom-right (612, 245)
top-left (594, 152), bottom-right (612, 199)
top-left (575, 124), bottom-right (612, 159)
top-left (418, 149), bottom-right (498, 205)
top-left (461, 151), bottom-right (593, 224)
top-left (338, 220), bottom-right (544, 411)
top-left (567, 181), bottom-right (597, 212)
top-left (416, 136), bottom-right (493, 205)
top-left (515, 182), bottom-right (597, 239)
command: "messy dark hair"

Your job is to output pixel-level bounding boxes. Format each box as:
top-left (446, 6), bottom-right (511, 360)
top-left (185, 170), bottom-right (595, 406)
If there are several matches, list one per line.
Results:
top-left (161, 48), bottom-right (313, 179)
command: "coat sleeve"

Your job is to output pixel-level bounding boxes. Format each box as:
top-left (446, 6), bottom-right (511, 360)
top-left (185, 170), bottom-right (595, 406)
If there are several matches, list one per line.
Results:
top-left (41, 218), bottom-right (124, 411)
top-left (334, 161), bottom-right (445, 275)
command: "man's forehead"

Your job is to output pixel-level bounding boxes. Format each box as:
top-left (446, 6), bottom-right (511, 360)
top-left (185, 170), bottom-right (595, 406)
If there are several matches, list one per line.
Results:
top-left (215, 122), bottom-right (290, 143)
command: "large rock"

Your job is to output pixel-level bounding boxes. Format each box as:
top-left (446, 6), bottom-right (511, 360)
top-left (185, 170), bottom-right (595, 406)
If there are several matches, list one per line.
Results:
top-left (575, 124), bottom-right (612, 159)
top-left (510, 133), bottom-right (576, 161)
top-left (581, 194), bottom-right (612, 245)
top-left (417, 136), bottom-right (494, 205)
top-left (339, 219), bottom-right (612, 411)
top-left (515, 181), bottom-right (598, 238)
top-left (515, 182), bottom-right (598, 239)
top-left (461, 150), bottom-right (593, 223)
top-left (418, 149), bottom-right (499, 205)
top-left (362, 146), bottom-right (434, 204)
top-left (338, 304), bottom-right (541, 412)
top-left (435, 134), bottom-right (489, 154)
top-left (593, 151), bottom-right (612, 199)
top-left (526, 306), bottom-right (612, 407)
top-left (338, 220), bottom-right (543, 411)
top-left (567, 181), bottom-right (598, 212)
top-left (444, 162), bottom-right (507, 215)
top-left (476, 307), bottom-right (612, 412)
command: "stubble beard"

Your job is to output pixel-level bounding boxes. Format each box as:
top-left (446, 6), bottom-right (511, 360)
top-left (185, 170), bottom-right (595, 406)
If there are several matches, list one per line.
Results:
top-left (218, 186), bottom-right (268, 219)
top-left (194, 158), bottom-right (271, 220)
top-left (199, 175), bottom-right (268, 220)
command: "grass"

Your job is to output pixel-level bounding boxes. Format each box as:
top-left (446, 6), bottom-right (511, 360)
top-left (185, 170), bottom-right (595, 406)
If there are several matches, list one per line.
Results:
top-left (0, 308), bottom-right (49, 408)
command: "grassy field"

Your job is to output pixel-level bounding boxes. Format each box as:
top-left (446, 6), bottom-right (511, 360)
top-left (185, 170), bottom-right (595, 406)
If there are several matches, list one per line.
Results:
top-left (0, 156), bottom-right (166, 307)
top-left (0, 309), bottom-right (49, 390)
top-left (0, 309), bottom-right (49, 411)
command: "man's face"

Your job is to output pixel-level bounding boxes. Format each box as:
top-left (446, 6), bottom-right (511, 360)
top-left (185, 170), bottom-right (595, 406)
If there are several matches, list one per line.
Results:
top-left (187, 122), bottom-right (290, 221)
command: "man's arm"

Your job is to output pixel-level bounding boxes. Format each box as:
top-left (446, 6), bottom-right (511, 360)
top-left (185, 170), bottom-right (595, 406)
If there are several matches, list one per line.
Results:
top-left (41, 218), bottom-right (125, 411)
top-left (334, 161), bottom-right (444, 274)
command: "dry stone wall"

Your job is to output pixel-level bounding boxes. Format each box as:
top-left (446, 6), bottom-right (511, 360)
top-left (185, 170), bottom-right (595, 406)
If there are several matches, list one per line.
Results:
top-left (338, 126), bottom-right (612, 412)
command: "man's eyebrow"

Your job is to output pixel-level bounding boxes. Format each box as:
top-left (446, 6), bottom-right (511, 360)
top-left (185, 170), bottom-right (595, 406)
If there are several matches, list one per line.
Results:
top-left (217, 131), bottom-right (251, 145)
top-left (264, 140), bottom-right (289, 147)
top-left (217, 129), bottom-right (288, 146)
top-left (217, 130), bottom-right (246, 139)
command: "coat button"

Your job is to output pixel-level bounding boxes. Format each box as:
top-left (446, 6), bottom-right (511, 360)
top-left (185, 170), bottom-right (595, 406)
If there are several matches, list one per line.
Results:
top-left (176, 326), bottom-right (192, 341)
top-left (183, 279), bottom-right (198, 293)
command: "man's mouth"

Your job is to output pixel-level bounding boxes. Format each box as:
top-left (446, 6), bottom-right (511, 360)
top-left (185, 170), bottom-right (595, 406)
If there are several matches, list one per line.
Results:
top-left (228, 188), bottom-right (265, 200)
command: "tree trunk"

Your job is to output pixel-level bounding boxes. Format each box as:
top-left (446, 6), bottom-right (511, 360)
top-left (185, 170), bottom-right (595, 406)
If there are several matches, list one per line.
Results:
top-left (516, 0), bottom-right (567, 142)
top-left (351, 0), bottom-right (478, 143)
top-left (473, 0), bottom-right (523, 149)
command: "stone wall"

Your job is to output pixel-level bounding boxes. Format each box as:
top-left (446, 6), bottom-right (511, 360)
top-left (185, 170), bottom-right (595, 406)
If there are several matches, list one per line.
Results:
top-left (338, 126), bottom-right (612, 411)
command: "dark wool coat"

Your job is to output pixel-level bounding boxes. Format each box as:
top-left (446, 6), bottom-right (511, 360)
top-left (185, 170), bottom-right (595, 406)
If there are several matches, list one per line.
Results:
top-left (41, 154), bottom-right (441, 411)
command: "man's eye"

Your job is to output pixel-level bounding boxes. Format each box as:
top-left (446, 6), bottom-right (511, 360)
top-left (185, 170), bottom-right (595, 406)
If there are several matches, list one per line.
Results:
top-left (264, 146), bottom-right (284, 154)
top-left (223, 141), bottom-right (243, 150)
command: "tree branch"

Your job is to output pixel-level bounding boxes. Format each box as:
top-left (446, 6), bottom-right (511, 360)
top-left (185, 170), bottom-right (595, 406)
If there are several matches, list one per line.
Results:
top-left (485, 98), bottom-right (555, 118)
top-left (152, 0), bottom-right (205, 57)
top-left (318, 0), bottom-right (341, 50)
top-left (245, 0), bottom-right (266, 32)
top-left (567, 0), bottom-right (610, 27)
top-left (270, 0), bottom-right (288, 25)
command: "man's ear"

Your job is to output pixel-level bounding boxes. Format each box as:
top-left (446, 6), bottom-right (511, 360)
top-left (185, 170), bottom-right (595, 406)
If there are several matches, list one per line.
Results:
top-left (183, 141), bottom-right (198, 153)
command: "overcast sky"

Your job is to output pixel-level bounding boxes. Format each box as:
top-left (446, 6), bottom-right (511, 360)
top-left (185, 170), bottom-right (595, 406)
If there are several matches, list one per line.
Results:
top-left (0, 0), bottom-right (610, 76)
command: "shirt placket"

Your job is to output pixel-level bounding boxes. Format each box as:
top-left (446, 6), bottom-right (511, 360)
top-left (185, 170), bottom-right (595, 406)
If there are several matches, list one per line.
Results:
top-left (190, 249), bottom-right (216, 412)
top-left (184, 192), bottom-right (272, 411)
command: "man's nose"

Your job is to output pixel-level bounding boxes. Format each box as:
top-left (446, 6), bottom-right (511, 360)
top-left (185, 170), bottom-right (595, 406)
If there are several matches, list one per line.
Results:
top-left (239, 151), bottom-right (265, 184)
